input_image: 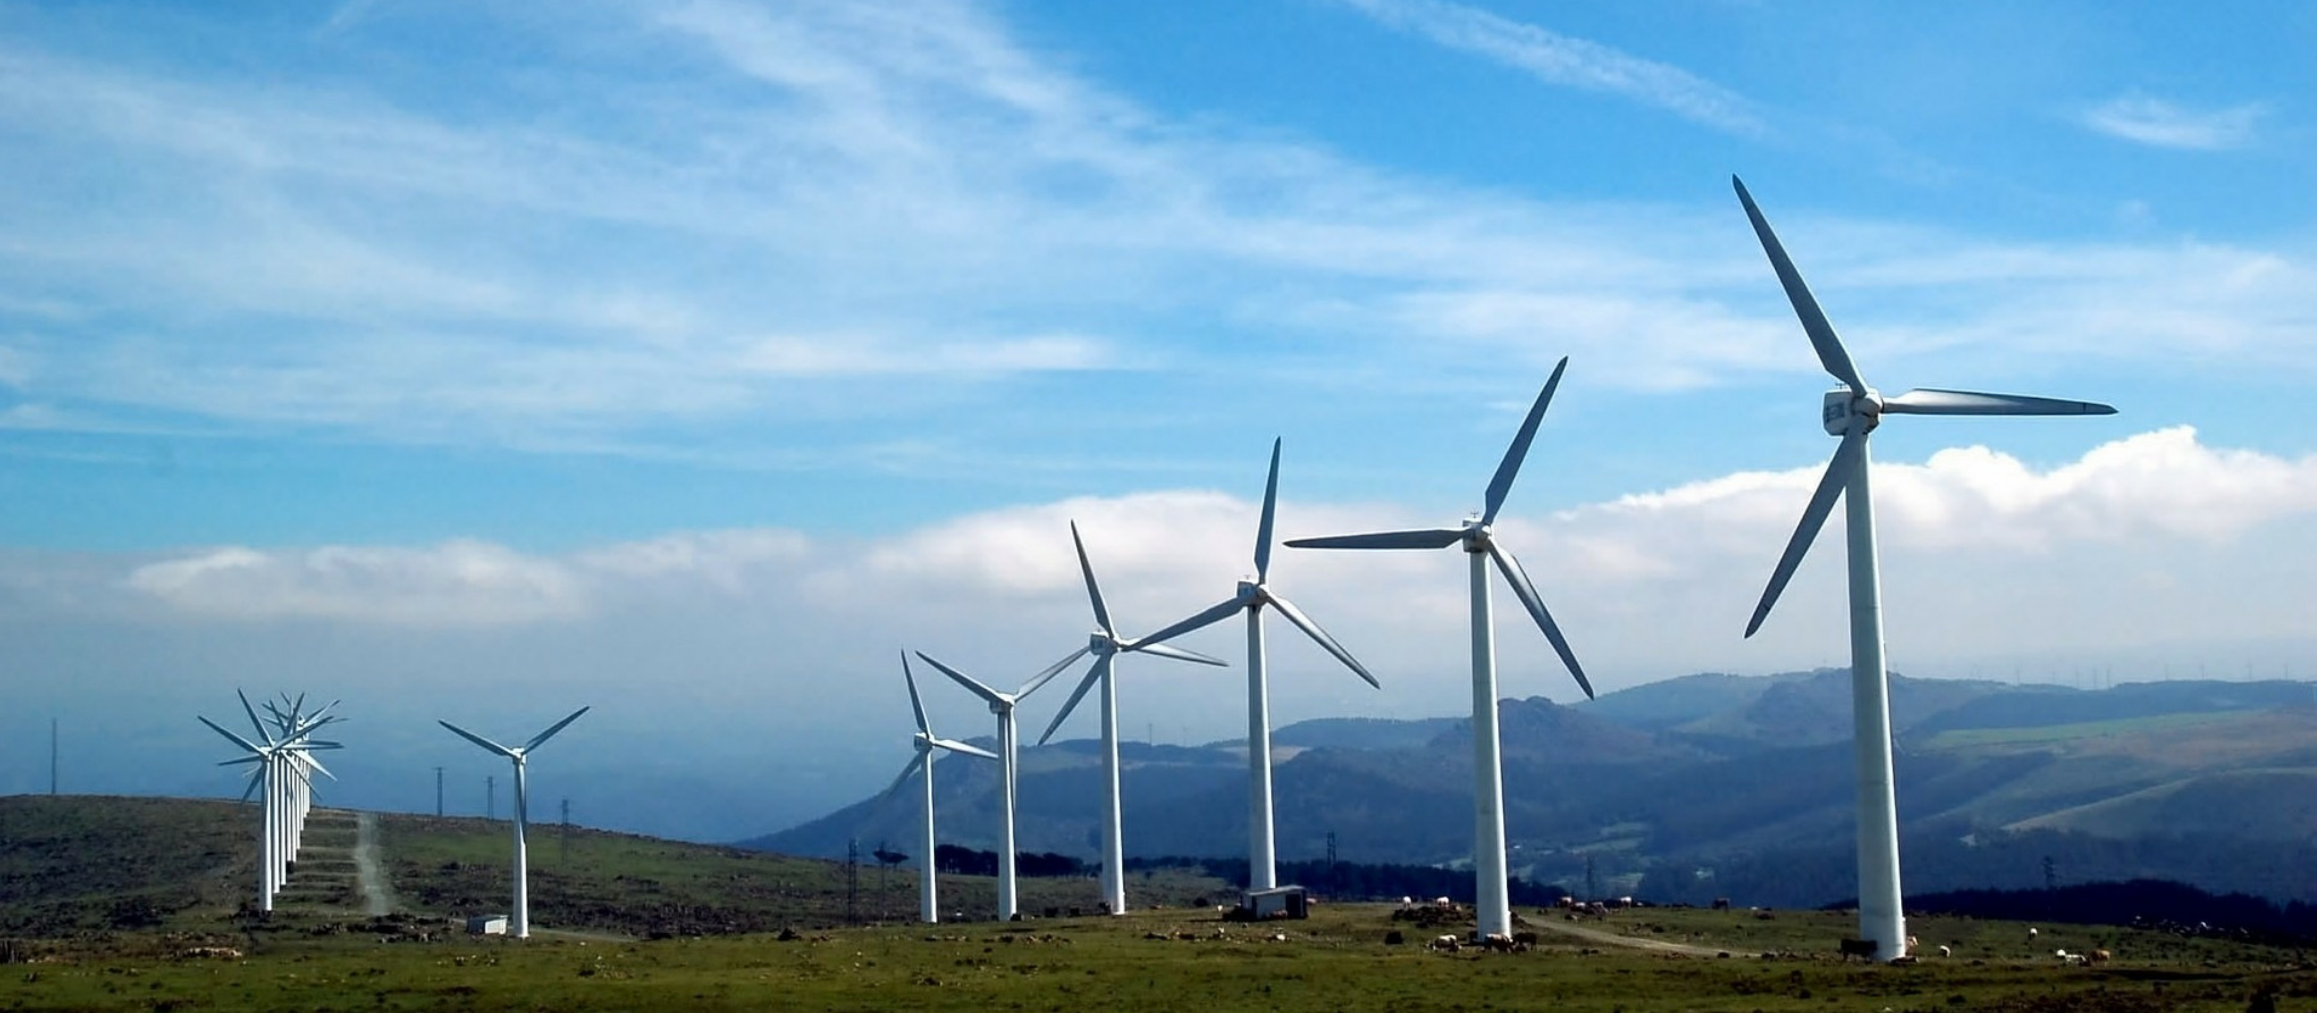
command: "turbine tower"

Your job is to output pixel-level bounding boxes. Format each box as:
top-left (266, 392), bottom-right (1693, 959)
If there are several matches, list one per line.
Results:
top-left (1034, 522), bottom-right (1227, 915)
top-left (882, 651), bottom-right (998, 924)
top-left (438, 706), bottom-right (590, 938)
top-left (1132, 438), bottom-right (1380, 893)
top-left (913, 652), bottom-right (1065, 921)
top-left (1731, 175), bottom-right (2114, 960)
top-left (1287, 357), bottom-right (1595, 940)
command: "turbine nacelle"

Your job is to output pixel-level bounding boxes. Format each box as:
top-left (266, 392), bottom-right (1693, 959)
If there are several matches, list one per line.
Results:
top-left (1823, 388), bottom-right (1885, 436)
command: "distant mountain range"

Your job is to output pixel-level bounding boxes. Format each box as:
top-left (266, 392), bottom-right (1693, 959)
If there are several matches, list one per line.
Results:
top-left (745, 672), bottom-right (2317, 908)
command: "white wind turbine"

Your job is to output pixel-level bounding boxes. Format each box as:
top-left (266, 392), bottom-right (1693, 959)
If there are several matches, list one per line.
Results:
top-left (1731, 175), bottom-right (2114, 960)
top-left (1130, 438), bottom-right (1379, 893)
top-left (200, 690), bottom-right (340, 912)
top-left (913, 652), bottom-right (1066, 921)
top-left (1287, 357), bottom-right (1595, 940)
top-left (882, 651), bottom-right (998, 924)
top-left (1033, 522), bottom-right (1227, 915)
top-left (438, 706), bottom-right (591, 939)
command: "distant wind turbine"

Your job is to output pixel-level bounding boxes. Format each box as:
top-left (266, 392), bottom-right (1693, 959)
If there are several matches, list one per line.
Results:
top-left (1034, 522), bottom-right (1227, 915)
top-left (199, 690), bottom-right (340, 912)
top-left (913, 651), bottom-right (1065, 921)
top-left (1133, 438), bottom-right (1379, 893)
top-left (438, 706), bottom-right (590, 938)
top-left (1731, 175), bottom-right (2114, 961)
top-left (882, 651), bottom-right (998, 924)
top-left (1287, 357), bottom-right (1595, 940)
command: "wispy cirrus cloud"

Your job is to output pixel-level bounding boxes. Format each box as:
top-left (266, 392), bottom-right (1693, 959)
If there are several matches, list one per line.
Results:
top-left (1324, 0), bottom-right (1765, 136)
top-left (2079, 94), bottom-right (2266, 151)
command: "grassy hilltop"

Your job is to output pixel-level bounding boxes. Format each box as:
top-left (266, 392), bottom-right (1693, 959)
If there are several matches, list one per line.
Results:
top-left (8, 795), bottom-right (2317, 1011)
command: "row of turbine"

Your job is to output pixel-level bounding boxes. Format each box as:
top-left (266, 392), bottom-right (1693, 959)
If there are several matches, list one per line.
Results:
top-left (203, 693), bottom-right (589, 940)
top-left (878, 178), bottom-right (2115, 960)
top-left (199, 692), bottom-right (344, 913)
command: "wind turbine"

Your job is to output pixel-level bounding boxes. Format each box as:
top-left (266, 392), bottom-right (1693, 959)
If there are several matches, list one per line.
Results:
top-left (1730, 175), bottom-right (2114, 960)
top-left (1033, 522), bottom-right (1227, 915)
top-left (1132, 438), bottom-right (1380, 893)
top-left (882, 651), bottom-right (998, 924)
top-left (1286, 357), bottom-right (1595, 940)
top-left (438, 706), bottom-right (590, 938)
top-left (912, 651), bottom-right (1066, 921)
top-left (200, 690), bottom-right (340, 912)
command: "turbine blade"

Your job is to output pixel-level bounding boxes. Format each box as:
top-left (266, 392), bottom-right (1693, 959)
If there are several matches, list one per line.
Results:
top-left (1018, 645), bottom-right (1089, 700)
top-left (239, 769), bottom-right (262, 803)
top-left (1037, 659), bottom-right (1108, 746)
top-left (1733, 176), bottom-right (1867, 394)
top-left (1482, 356), bottom-right (1569, 526)
top-left (933, 738), bottom-right (998, 760)
top-left (880, 752), bottom-right (927, 803)
top-left (438, 719), bottom-right (518, 759)
top-left (1286, 527), bottom-right (1465, 550)
top-left (1131, 641), bottom-right (1228, 667)
top-left (901, 650), bottom-right (933, 735)
top-left (916, 652), bottom-right (1005, 707)
top-left (1070, 521), bottom-right (1113, 636)
top-left (1745, 430), bottom-right (1866, 638)
top-left (1266, 592), bottom-right (1381, 689)
top-left (217, 755), bottom-right (262, 767)
top-left (1484, 542), bottom-right (1594, 700)
top-left (305, 754), bottom-right (337, 781)
top-left (1131, 597), bottom-right (1243, 652)
top-left (199, 715), bottom-right (266, 756)
top-left (1255, 437), bottom-right (1282, 583)
top-left (1880, 388), bottom-right (2118, 416)
top-left (524, 706), bottom-right (591, 752)
top-left (236, 690), bottom-right (272, 744)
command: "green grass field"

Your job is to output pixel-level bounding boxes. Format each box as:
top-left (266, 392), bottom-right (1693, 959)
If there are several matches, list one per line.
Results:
top-left (1919, 711), bottom-right (2256, 751)
top-left (5, 903), bottom-right (2315, 1012)
top-left (9, 795), bottom-right (2317, 1011)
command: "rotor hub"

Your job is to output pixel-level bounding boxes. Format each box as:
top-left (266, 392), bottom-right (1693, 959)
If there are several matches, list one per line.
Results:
top-left (1822, 388), bottom-right (1884, 436)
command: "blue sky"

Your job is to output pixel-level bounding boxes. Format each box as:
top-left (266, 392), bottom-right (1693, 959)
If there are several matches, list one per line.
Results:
top-left (2, 0), bottom-right (2314, 840)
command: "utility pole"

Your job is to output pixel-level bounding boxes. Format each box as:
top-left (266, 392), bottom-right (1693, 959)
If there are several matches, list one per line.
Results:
top-left (487, 775), bottom-right (496, 820)
top-left (1585, 854), bottom-right (1598, 901)
top-left (561, 798), bottom-right (572, 864)
top-left (845, 839), bottom-right (860, 926)
top-left (434, 767), bottom-right (444, 817)
top-left (1325, 830), bottom-right (1338, 866)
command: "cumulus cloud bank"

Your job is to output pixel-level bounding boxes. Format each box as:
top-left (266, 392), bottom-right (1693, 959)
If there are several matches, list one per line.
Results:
top-left (89, 430), bottom-right (2317, 692)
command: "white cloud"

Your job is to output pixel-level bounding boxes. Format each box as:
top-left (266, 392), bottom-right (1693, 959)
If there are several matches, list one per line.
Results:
top-left (0, 2), bottom-right (2312, 487)
top-left (2079, 95), bottom-right (2265, 151)
top-left (125, 541), bottom-right (589, 626)
top-left (1325, 0), bottom-right (1765, 136)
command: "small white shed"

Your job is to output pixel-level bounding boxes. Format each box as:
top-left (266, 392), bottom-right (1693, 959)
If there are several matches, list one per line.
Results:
top-left (1243, 886), bottom-right (1309, 920)
top-left (466, 914), bottom-right (509, 935)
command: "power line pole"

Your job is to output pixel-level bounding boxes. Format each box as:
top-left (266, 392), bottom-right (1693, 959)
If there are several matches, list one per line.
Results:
top-left (561, 798), bottom-right (571, 864)
top-left (487, 775), bottom-right (496, 820)
top-left (434, 767), bottom-right (444, 817)
top-left (845, 839), bottom-right (860, 926)
top-left (1325, 830), bottom-right (1338, 866)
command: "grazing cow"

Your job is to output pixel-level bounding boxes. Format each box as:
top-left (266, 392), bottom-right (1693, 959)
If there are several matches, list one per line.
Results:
top-left (1429, 935), bottom-right (1462, 953)
top-left (2028, 927), bottom-right (2039, 939)
top-left (2090, 949), bottom-right (2111, 964)
top-left (1711, 897), bottom-right (1732, 911)
top-left (1937, 945), bottom-right (1952, 958)
top-left (1838, 938), bottom-right (1879, 962)
top-left (1480, 933), bottom-right (1517, 952)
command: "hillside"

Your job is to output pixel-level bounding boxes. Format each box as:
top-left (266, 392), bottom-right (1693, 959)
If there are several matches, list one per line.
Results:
top-left (753, 673), bottom-right (2317, 907)
top-left (0, 796), bottom-right (1227, 940)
